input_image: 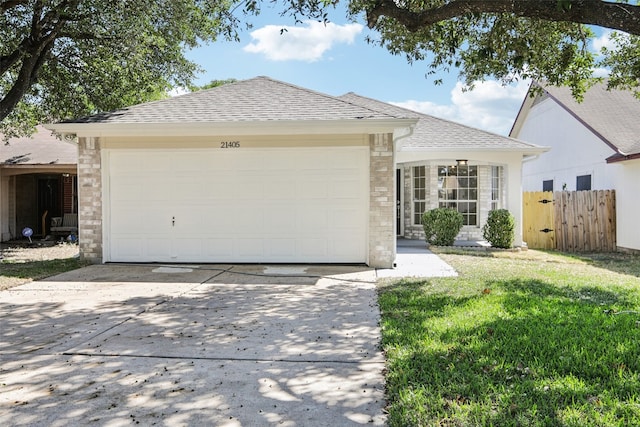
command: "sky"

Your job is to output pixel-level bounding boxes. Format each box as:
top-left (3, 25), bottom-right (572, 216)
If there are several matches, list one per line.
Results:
top-left (185, 5), bottom-right (614, 136)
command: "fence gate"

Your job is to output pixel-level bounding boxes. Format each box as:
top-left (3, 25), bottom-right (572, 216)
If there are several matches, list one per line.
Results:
top-left (523, 191), bottom-right (555, 249)
top-left (523, 190), bottom-right (616, 252)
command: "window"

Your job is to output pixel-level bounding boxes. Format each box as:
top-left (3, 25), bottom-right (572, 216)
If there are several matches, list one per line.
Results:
top-left (576, 174), bottom-right (591, 191)
top-left (491, 166), bottom-right (502, 211)
top-left (542, 179), bottom-right (553, 192)
top-left (438, 165), bottom-right (478, 226)
top-left (413, 166), bottom-right (427, 225)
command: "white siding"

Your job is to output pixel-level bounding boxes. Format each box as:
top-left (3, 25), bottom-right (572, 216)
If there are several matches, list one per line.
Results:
top-left (517, 98), bottom-right (616, 191)
top-left (613, 160), bottom-right (640, 251)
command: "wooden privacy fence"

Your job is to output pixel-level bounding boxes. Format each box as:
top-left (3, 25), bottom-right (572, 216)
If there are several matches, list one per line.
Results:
top-left (523, 190), bottom-right (616, 252)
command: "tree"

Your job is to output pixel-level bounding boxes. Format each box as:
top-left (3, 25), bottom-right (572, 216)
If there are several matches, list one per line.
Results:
top-left (190, 78), bottom-right (238, 92)
top-left (0, 0), bottom-right (243, 138)
top-left (3, 1), bottom-right (640, 139)
top-left (285, 0), bottom-right (640, 97)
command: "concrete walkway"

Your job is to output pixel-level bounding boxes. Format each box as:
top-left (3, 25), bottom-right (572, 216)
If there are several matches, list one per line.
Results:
top-left (0, 264), bottom-right (386, 426)
top-left (377, 239), bottom-right (458, 278)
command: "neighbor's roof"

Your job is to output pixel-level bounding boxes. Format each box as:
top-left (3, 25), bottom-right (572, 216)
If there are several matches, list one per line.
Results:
top-left (47, 76), bottom-right (416, 137)
top-left (517, 81), bottom-right (640, 162)
top-left (1, 126), bottom-right (77, 166)
top-left (338, 92), bottom-right (545, 152)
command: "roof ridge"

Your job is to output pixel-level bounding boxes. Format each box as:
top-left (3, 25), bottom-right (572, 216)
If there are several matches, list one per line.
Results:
top-left (342, 91), bottom-right (538, 147)
top-left (261, 77), bottom-right (403, 119)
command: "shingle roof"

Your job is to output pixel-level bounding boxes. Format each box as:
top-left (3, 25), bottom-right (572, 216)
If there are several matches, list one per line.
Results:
top-left (65, 76), bottom-right (404, 124)
top-left (338, 92), bottom-right (543, 151)
top-left (539, 81), bottom-right (640, 157)
top-left (1, 126), bottom-right (77, 166)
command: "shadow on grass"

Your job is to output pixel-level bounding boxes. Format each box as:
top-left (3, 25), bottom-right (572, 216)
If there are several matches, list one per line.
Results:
top-left (1, 258), bottom-right (88, 280)
top-left (436, 246), bottom-right (640, 279)
top-left (380, 278), bottom-right (640, 426)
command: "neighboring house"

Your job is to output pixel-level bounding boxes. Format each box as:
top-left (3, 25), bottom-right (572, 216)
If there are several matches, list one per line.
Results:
top-left (46, 77), bottom-right (545, 267)
top-left (340, 92), bottom-right (546, 244)
top-left (0, 127), bottom-right (78, 241)
top-left (511, 80), bottom-right (640, 252)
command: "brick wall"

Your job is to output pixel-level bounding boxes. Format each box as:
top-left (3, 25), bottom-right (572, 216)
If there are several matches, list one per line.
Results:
top-left (77, 137), bottom-right (103, 262)
top-left (368, 133), bottom-right (395, 268)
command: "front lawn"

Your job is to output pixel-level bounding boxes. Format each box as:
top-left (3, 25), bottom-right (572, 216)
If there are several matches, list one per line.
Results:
top-left (378, 249), bottom-right (640, 426)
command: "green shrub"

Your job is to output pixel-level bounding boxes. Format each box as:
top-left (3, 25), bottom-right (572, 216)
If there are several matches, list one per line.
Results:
top-left (482, 209), bottom-right (515, 248)
top-left (422, 208), bottom-right (463, 246)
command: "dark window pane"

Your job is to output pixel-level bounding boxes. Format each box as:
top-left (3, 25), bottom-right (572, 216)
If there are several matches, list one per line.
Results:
top-left (469, 166), bottom-right (478, 176)
top-left (576, 175), bottom-right (591, 191)
top-left (459, 189), bottom-right (469, 200)
top-left (543, 180), bottom-right (553, 192)
top-left (469, 177), bottom-right (478, 188)
top-left (468, 202), bottom-right (477, 214)
top-left (458, 178), bottom-right (469, 188)
top-left (470, 189), bottom-right (478, 200)
top-left (468, 214), bottom-right (477, 226)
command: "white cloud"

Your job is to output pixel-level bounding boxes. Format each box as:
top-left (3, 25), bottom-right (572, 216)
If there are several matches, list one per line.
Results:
top-left (592, 30), bottom-right (616, 53)
top-left (391, 80), bottom-right (531, 136)
top-left (168, 86), bottom-right (190, 97)
top-left (243, 21), bottom-right (363, 62)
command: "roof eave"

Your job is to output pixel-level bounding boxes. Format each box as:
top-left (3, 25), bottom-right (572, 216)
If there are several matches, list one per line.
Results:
top-left (606, 152), bottom-right (640, 163)
top-left (399, 146), bottom-right (549, 154)
top-left (45, 119), bottom-right (417, 138)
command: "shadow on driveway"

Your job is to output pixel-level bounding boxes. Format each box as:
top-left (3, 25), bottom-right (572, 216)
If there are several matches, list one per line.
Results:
top-left (0, 264), bottom-right (386, 426)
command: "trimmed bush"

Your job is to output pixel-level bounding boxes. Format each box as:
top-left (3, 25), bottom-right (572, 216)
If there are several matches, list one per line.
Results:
top-left (482, 209), bottom-right (515, 248)
top-left (422, 208), bottom-right (463, 246)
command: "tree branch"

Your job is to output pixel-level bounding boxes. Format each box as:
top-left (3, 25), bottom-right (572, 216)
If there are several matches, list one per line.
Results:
top-left (367, 0), bottom-right (640, 36)
top-left (0, 0), bottom-right (28, 12)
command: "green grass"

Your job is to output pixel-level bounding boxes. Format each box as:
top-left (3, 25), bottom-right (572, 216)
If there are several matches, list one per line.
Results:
top-left (0, 257), bottom-right (88, 290)
top-left (378, 249), bottom-right (640, 426)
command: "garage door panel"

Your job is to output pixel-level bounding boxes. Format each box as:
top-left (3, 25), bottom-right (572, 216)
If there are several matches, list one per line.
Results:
top-left (173, 238), bottom-right (203, 259)
top-left (107, 148), bottom-right (367, 263)
top-left (267, 239), bottom-right (296, 257)
top-left (146, 238), bottom-right (172, 259)
top-left (205, 239), bottom-right (234, 257)
top-left (330, 179), bottom-right (361, 199)
top-left (237, 239), bottom-right (264, 257)
top-left (330, 208), bottom-right (364, 230)
top-left (299, 239), bottom-right (328, 257)
top-left (264, 205), bottom-right (296, 234)
top-left (300, 179), bottom-right (328, 199)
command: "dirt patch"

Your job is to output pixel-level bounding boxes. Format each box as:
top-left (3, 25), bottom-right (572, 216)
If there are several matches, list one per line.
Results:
top-left (0, 240), bottom-right (79, 262)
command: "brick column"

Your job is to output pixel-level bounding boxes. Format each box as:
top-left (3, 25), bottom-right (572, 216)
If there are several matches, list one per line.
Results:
top-left (77, 137), bottom-right (103, 262)
top-left (369, 133), bottom-right (395, 268)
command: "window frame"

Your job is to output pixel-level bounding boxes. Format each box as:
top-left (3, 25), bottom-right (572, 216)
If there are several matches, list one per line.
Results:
top-left (576, 174), bottom-right (592, 191)
top-left (437, 165), bottom-right (478, 226)
top-left (412, 166), bottom-right (427, 225)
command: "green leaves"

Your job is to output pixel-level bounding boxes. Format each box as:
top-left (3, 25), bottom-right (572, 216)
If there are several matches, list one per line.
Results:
top-left (1, 0), bottom-right (240, 135)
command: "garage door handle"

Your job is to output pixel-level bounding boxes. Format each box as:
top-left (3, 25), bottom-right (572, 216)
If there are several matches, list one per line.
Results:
top-left (172, 216), bottom-right (175, 226)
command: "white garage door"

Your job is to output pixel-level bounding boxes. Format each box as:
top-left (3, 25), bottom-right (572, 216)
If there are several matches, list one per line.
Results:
top-left (105, 147), bottom-right (369, 263)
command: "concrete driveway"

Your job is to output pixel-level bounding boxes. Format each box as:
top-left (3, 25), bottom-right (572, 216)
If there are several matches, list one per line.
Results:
top-left (0, 264), bottom-right (386, 426)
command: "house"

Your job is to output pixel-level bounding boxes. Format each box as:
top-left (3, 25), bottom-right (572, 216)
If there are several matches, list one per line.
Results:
top-left (0, 127), bottom-right (78, 241)
top-left (340, 92), bottom-right (546, 245)
top-left (510, 80), bottom-right (640, 252)
top-left (45, 77), bottom-right (545, 267)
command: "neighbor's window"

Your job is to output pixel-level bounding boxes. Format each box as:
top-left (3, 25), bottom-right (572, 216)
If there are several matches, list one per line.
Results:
top-left (543, 179), bottom-right (554, 192)
top-left (577, 174), bottom-right (591, 191)
top-left (438, 165), bottom-right (478, 226)
top-left (491, 166), bottom-right (502, 211)
top-left (413, 166), bottom-right (427, 225)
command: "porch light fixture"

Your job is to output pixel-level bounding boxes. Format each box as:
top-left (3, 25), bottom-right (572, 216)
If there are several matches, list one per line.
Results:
top-left (456, 159), bottom-right (468, 166)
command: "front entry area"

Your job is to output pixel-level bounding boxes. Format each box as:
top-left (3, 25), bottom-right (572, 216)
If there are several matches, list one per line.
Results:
top-left (104, 147), bottom-right (369, 263)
